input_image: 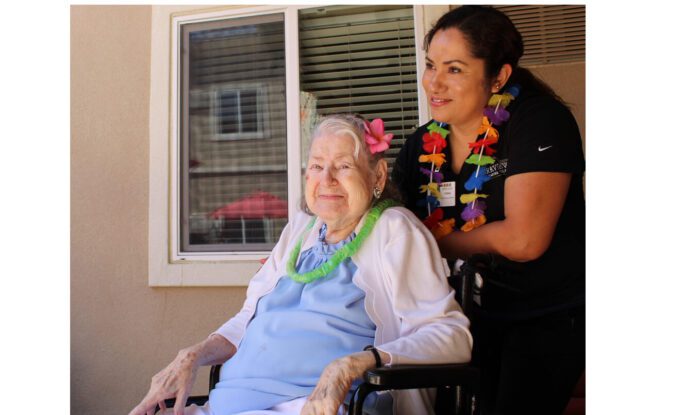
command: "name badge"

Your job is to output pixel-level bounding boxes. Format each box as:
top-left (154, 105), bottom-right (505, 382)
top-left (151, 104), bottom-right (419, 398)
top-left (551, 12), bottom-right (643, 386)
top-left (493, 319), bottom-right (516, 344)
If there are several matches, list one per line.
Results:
top-left (438, 181), bottom-right (456, 207)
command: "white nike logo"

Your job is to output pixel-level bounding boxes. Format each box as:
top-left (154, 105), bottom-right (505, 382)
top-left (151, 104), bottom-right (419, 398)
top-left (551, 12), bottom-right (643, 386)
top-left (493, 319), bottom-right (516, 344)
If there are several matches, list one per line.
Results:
top-left (538, 145), bottom-right (553, 152)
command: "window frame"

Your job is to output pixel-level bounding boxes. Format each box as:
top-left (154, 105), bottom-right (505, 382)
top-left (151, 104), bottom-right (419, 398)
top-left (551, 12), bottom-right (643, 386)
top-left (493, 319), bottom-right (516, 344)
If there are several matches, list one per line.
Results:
top-left (169, 5), bottom-right (301, 266)
top-left (148, 4), bottom-right (438, 286)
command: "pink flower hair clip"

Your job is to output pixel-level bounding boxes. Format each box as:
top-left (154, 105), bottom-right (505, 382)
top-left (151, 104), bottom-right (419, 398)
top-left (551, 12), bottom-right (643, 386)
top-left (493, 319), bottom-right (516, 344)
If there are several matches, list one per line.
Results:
top-left (363, 118), bottom-right (394, 154)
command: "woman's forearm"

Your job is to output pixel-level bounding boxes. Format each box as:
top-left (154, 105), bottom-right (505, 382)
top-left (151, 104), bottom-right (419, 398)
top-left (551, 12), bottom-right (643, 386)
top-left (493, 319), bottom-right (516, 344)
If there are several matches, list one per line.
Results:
top-left (302, 350), bottom-right (386, 414)
top-left (439, 172), bottom-right (571, 262)
top-left (321, 349), bottom-right (386, 388)
top-left (438, 219), bottom-right (529, 261)
top-left (185, 333), bottom-right (237, 367)
top-left (343, 349), bottom-right (389, 376)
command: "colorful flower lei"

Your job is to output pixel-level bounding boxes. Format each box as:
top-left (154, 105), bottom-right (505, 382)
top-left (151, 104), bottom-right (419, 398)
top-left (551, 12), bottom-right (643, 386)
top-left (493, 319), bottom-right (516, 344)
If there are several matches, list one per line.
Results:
top-left (419, 85), bottom-right (521, 240)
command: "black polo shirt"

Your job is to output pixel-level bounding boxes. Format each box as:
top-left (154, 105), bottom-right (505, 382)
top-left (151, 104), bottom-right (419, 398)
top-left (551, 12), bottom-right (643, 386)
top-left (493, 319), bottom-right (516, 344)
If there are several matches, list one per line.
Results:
top-left (392, 88), bottom-right (585, 314)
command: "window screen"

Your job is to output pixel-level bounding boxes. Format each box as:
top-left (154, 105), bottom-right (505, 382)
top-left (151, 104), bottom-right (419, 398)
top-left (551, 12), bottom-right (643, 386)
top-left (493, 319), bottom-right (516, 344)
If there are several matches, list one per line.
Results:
top-left (180, 14), bottom-right (287, 253)
top-left (298, 6), bottom-right (418, 172)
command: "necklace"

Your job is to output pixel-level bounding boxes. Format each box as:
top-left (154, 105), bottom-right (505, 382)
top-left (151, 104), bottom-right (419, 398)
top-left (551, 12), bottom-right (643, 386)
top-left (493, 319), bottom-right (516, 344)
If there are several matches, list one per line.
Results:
top-left (419, 85), bottom-right (520, 239)
top-left (286, 199), bottom-right (397, 284)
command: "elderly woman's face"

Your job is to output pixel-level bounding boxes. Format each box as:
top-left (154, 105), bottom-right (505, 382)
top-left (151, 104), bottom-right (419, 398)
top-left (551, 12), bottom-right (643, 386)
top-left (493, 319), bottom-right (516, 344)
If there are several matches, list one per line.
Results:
top-left (305, 133), bottom-right (375, 229)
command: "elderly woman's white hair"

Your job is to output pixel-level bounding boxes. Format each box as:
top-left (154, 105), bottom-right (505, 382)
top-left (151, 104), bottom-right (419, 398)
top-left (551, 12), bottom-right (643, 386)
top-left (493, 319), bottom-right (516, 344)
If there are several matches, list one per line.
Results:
top-left (300, 114), bottom-right (401, 214)
top-left (311, 114), bottom-right (370, 161)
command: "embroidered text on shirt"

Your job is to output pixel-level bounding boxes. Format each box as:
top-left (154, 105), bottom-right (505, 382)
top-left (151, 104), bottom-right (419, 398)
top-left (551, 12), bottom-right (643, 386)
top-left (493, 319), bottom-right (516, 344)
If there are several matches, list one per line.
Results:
top-left (486, 158), bottom-right (508, 178)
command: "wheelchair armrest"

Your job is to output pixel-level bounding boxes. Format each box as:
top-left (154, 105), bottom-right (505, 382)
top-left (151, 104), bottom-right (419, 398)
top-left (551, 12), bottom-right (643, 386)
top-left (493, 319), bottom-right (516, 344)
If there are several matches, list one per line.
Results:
top-left (158, 395), bottom-right (209, 412)
top-left (363, 363), bottom-right (480, 390)
top-left (209, 364), bottom-right (222, 390)
top-left (349, 363), bottom-right (480, 415)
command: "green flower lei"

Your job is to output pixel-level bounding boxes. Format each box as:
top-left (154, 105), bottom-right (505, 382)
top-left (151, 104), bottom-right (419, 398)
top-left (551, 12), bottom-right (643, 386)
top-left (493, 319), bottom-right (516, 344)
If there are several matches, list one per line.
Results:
top-left (286, 199), bottom-right (398, 284)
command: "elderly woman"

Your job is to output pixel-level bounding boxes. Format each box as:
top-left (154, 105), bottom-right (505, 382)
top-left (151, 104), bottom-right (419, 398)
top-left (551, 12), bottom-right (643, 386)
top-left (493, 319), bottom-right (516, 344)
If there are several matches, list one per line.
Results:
top-left (129, 114), bottom-right (472, 415)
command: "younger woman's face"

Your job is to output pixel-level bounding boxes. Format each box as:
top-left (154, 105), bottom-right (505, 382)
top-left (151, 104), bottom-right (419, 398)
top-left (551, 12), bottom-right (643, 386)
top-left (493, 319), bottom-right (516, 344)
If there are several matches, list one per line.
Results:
top-left (422, 28), bottom-right (492, 129)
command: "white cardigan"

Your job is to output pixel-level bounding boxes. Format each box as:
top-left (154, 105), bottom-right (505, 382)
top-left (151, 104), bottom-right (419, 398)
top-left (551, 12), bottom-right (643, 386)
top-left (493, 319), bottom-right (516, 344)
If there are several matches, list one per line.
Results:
top-left (214, 206), bottom-right (473, 415)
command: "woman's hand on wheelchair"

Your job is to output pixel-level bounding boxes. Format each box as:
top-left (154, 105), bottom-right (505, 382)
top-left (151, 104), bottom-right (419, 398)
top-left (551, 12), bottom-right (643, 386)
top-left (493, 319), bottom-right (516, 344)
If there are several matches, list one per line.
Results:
top-left (301, 350), bottom-right (378, 415)
top-left (127, 347), bottom-right (199, 415)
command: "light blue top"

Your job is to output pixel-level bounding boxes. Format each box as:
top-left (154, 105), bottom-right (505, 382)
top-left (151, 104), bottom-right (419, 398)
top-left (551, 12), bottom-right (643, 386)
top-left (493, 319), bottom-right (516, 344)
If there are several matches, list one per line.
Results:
top-left (209, 224), bottom-right (376, 414)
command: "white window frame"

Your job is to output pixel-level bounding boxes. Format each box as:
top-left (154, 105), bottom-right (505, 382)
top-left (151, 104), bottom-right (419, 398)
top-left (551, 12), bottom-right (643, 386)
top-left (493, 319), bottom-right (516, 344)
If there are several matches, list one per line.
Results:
top-left (148, 5), bottom-right (443, 286)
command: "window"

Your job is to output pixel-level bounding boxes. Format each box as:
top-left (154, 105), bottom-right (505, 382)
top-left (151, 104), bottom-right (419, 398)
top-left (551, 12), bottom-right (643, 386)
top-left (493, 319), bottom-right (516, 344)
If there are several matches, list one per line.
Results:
top-left (211, 83), bottom-right (270, 141)
top-left (297, 6), bottom-right (419, 172)
top-left (492, 5), bottom-right (585, 65)
top-left (179, 13), bottom-right (288, 254)
top-left (176, 5), bottom-right (419, 258)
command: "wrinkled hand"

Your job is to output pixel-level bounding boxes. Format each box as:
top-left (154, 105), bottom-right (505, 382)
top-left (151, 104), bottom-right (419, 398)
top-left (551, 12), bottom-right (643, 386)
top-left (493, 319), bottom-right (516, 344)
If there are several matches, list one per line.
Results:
top-left (128, 348), bottom-right (200, 415)
top-left (301, 352), bottom-right (375, 415)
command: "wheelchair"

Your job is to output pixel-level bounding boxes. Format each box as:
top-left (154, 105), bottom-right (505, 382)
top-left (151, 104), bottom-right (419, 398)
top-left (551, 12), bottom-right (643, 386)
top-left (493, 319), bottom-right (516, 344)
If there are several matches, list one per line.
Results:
top-left (159, 263), bottom-right (483, 414)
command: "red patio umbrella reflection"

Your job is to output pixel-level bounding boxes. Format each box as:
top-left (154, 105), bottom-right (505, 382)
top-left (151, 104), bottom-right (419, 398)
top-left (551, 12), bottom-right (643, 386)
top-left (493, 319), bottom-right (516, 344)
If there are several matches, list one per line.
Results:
top-left (208, 191), bottom-right (288, 244)
top-left (209, 191), bottom-right (288, 220)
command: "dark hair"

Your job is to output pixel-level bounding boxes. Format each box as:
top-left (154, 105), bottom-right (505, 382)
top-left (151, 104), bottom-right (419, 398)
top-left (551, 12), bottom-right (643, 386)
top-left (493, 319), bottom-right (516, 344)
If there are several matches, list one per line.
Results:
top-left (424, 5), bottom-right (563, 102)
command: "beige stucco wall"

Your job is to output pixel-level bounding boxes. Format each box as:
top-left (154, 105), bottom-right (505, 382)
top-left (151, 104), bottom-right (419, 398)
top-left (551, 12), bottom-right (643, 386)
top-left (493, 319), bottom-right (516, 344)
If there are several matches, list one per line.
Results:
top-left (529, 62), bottom-right (586, 149)
top-left (71, 6), bottom-right (247, 414)
top-left (71, 5), bottom-right (584, 415)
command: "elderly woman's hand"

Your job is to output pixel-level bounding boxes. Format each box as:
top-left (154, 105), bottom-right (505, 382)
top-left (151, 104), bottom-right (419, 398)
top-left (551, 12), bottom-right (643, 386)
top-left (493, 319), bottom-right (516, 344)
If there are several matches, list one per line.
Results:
top-left (301, 350), bottom-right (379, 415)
top-left (128, 334), bottom-right (236, 415)
top-left (127, 347), bottom-right (200, 415)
